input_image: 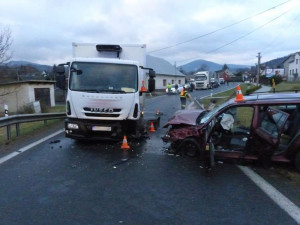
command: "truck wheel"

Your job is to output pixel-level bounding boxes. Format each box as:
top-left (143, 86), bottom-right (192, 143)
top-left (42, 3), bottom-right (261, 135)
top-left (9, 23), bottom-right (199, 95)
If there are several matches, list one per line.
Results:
top-left (295, 151), bottom-right (300, 173)
top-left (178, 137), bottom-right (201, 157)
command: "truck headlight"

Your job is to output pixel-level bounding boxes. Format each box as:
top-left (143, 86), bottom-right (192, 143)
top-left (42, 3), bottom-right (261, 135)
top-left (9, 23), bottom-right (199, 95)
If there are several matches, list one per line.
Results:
top-left (67, 123), bottom-right (79, 129)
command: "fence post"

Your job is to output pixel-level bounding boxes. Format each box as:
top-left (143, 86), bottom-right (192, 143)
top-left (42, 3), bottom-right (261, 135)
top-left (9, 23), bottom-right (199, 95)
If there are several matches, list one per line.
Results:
top-left (6, 125), bottom-right (11, 140)
top-left (16, 123), bottom-right (20, 136)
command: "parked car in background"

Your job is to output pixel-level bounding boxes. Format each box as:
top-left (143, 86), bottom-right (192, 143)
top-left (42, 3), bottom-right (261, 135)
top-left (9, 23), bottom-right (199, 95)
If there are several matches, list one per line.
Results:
top-left (162, 92), bottom-right (300, 172)
top-left (210, 78), bottom-right (220, 88)
top-left (166, 84), bottom-right (184, 94)
top-left (219, 78), bottom-right (225, 84)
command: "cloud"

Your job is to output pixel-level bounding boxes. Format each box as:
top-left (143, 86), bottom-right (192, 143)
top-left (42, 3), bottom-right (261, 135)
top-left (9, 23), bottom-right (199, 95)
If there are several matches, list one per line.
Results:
top-left (0, 0), bottom-right (299, 66)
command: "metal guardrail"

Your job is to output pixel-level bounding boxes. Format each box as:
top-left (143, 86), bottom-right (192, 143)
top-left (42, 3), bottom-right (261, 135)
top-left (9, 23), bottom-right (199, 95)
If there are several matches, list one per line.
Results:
top-left (0, 112), bottom-right (66, 140)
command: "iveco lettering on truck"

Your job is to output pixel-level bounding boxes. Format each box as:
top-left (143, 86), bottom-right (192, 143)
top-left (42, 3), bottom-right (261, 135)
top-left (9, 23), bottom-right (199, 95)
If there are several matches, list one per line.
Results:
top-left (194, 71), bottom-right (211, 90)
top-left (56, 43), bottom-right (158, 141)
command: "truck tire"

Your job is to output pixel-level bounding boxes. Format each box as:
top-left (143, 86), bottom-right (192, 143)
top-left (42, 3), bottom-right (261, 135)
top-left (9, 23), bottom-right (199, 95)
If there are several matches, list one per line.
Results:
top-left (295, 151), bottom-right (300, 173)
top-left (178, 137), bottom-right (201, 157)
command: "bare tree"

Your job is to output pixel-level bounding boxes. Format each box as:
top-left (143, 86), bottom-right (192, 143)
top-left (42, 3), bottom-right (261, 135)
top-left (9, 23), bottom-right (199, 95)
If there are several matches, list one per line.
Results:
top-left (0, 26), bottom-right (13, 64)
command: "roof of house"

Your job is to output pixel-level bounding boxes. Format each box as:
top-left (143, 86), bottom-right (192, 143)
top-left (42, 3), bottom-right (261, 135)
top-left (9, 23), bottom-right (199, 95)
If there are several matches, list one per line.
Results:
top-left (146, 55), bottom-right (185, 77)
top-left (282, 52), bottom-right (300, 64)
top-left (0, 80), bottom-right (56, 86)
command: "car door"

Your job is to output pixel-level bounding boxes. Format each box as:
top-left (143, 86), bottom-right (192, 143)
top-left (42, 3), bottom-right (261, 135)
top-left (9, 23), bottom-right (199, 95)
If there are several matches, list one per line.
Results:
top-left (246, 107), bottom-right (289, 161)
top-left (206, 105), bottom-right (255, 160)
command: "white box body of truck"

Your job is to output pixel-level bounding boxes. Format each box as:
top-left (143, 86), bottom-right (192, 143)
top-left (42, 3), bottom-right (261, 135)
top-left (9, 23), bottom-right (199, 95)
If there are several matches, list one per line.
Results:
top-left (64, 43), bottom-right (156, 141)
top-left (194, 71), bottom-right (211, 90)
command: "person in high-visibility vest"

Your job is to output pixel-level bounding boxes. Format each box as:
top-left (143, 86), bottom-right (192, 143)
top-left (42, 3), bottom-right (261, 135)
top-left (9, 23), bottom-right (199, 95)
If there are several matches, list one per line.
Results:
top-left (180, 87), bottom-right (188, 109)
top-left (167, 83), bottom-right (172, 94)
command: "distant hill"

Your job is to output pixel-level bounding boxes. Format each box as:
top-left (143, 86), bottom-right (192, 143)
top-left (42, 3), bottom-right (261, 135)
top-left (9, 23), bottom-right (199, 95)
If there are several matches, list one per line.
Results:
top-left (3, 58), bottom-right (252, 75)
top-left (3, 61), bottom-right (52, 72)
top-left (227, 64), bottom-right (251, 70)
top-left (178, 59), bottom-right (250, 74)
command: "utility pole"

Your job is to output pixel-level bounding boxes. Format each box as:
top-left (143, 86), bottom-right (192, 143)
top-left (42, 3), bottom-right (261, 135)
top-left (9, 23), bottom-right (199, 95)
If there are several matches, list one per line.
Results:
top-left (174, 61), bottom-right (177, 84)
top-left (256, 52), bottom-right (261, 85)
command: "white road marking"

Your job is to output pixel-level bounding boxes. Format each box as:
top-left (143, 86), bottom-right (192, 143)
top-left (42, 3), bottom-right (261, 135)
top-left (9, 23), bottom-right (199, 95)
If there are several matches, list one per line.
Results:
top-left (238, 165), bottom-right (300, 224)
top-left (0, 129), bottom-right (64, 165)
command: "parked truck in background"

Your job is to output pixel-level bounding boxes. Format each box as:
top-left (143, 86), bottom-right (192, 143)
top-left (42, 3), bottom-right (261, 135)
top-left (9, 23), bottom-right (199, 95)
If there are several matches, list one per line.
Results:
top-left (56, 43), bottom-right (158, 141)
top-left (194, 71), bottom-right (211, 90)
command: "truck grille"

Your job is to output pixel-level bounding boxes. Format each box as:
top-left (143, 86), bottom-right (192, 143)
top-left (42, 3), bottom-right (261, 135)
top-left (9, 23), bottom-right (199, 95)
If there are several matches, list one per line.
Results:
top-left (83, 107), bottom-right (121, 117)
top-left (196, 83), bottom-right (204, 87)
top-left (83, 107), bottom-right (121, 113)
top-left (84, 113), bottom-right (120, 117)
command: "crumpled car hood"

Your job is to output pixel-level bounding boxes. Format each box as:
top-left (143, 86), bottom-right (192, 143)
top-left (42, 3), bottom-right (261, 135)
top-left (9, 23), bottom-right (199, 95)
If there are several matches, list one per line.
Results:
top-left (163, 109), bottom-right (204, 128)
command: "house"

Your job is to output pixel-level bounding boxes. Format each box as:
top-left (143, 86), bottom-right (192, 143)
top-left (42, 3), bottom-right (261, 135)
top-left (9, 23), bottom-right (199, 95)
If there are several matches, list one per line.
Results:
top-left (146, 55), bottom-right (186, 90)
top-left (0, 80), bottom-right (56, 113)
top-left (214, 66), bottom-right (233, 80)
top-left (283, 52), bottom-right (300, 81)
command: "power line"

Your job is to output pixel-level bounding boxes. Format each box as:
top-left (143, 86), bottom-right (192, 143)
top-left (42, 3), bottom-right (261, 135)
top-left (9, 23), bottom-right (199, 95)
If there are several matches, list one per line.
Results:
top-left (261, 13), bottom-right (300, 55)
top-left (207, 9), bottom-right (292, 53)
top-left (148, 0), bottom-right (292, 54)
top-left (176, 8), bottom-right (293, 64)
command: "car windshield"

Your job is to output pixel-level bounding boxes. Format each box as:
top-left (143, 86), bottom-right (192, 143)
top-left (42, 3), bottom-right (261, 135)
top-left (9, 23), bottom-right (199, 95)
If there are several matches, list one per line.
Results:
top-left (69, 62), bottom-right (138, 93)
top-left (199, 101), bottom-right (230, 124)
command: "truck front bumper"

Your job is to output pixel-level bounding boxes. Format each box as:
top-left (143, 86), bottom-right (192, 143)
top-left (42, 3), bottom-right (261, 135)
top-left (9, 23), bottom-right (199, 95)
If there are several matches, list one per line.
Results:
top-left (65, 118), bottom-right (124, 141)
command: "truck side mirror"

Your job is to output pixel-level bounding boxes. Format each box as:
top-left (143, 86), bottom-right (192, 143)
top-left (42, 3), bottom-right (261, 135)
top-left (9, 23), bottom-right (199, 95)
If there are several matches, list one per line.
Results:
top-left (149, 70), bottom-right (156, 78)
top-left (148, 77), bottom-right (155, 92)
top-left (55, 65), bottom-right (66, 74)
top-left (54, 65), bottom-right (67, 90)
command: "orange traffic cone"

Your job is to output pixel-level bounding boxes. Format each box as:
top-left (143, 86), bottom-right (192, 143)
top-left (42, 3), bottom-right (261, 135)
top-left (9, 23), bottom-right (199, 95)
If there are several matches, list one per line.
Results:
top-left (149, 122), bottom-right (156, 132)
top-left (140, 80), bottom-right (147, 92)
top-left (235, 85), bottom-right (245, 102)
top-left (121, 135), bottom-right (130, 149)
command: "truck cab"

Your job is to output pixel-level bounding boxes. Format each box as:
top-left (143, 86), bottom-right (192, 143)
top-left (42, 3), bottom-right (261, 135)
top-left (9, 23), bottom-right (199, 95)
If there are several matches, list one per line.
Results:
top-left (194, 71), bottom-right (211, 90)
top-left (56, 43), bottom-right (157, 141)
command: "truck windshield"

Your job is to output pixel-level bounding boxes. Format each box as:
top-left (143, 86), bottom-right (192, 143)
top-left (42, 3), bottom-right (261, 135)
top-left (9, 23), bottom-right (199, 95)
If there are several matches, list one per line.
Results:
top-left (195, 75), bottom-right (207, 81)
top-left (69, 62), bottom-right (138, 93)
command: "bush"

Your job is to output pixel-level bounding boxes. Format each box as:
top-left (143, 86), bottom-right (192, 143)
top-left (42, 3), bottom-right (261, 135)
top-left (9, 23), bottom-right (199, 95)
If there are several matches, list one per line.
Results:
top-left (245, 84), bottom-right (261, 95)
top-left (259, 75), bottom-right (283, 86)
top-left (271, 75), bottom-right (283, 85)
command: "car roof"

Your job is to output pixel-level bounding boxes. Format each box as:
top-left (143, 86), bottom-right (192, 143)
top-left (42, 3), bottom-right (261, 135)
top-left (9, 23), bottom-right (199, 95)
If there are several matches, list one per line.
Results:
top-left (230, 93), bottom-right (300, 105)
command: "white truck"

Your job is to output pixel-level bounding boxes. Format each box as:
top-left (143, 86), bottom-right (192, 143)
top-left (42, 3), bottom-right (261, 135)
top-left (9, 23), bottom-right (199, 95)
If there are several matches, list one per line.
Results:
top-left (194, 71), bottom-right (211, 90)
top-left (56, 43), bottom-right (158, 141)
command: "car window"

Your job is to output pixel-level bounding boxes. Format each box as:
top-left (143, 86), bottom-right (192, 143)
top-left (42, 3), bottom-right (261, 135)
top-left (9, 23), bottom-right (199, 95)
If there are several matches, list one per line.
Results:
top-left (200, 101), bottom-right (229, 124)
top-left (270, 104), bottom-right (299, 116)
top-left (267, 108), bottom-right (289, 129)
top-left (259, 107), bottom-right (289, 137)
top-left (222, 106), bottom-right (254, 132)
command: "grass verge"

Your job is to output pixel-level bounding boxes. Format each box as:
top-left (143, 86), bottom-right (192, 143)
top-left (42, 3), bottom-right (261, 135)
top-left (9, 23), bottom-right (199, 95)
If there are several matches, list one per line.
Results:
top-left (201, 83), bottom-right (252, 108)
top-left (275, 81), bottom-right (300, 91)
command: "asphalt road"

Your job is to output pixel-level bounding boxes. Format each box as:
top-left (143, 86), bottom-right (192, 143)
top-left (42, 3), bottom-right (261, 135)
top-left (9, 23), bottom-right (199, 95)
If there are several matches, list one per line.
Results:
top-left (0, 83), bottom-right (299, 225)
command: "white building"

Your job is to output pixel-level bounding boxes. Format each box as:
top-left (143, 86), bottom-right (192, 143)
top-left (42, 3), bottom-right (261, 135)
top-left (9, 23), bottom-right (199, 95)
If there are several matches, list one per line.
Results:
top-left (283, 52), bottom-right (300, 81)
top-left (146, 55), bottom-right (186, 90)
top-left (0, 80), bottom-right (56, 113)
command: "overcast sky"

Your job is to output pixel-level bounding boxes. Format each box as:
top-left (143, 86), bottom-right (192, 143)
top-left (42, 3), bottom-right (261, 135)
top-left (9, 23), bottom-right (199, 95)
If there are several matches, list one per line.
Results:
top-left (0, 0), bottom-right (299, 67)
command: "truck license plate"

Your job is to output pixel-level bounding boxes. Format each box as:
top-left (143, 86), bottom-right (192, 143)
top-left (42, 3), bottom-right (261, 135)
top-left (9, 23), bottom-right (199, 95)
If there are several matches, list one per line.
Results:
top-left (92, 126), bottom-right (111, 131)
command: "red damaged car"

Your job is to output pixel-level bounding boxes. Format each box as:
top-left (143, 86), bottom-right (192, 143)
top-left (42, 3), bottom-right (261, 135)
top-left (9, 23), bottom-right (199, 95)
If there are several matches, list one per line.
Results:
top-left (162, 93), bottom-right (300, 172)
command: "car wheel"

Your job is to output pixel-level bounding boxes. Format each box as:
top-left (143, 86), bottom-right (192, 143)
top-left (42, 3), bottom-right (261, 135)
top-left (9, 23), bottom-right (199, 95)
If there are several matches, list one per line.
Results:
top-left (295, 151), bottom-right (300, 173)
top-left (178, 137), bottom-right (201, 157)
